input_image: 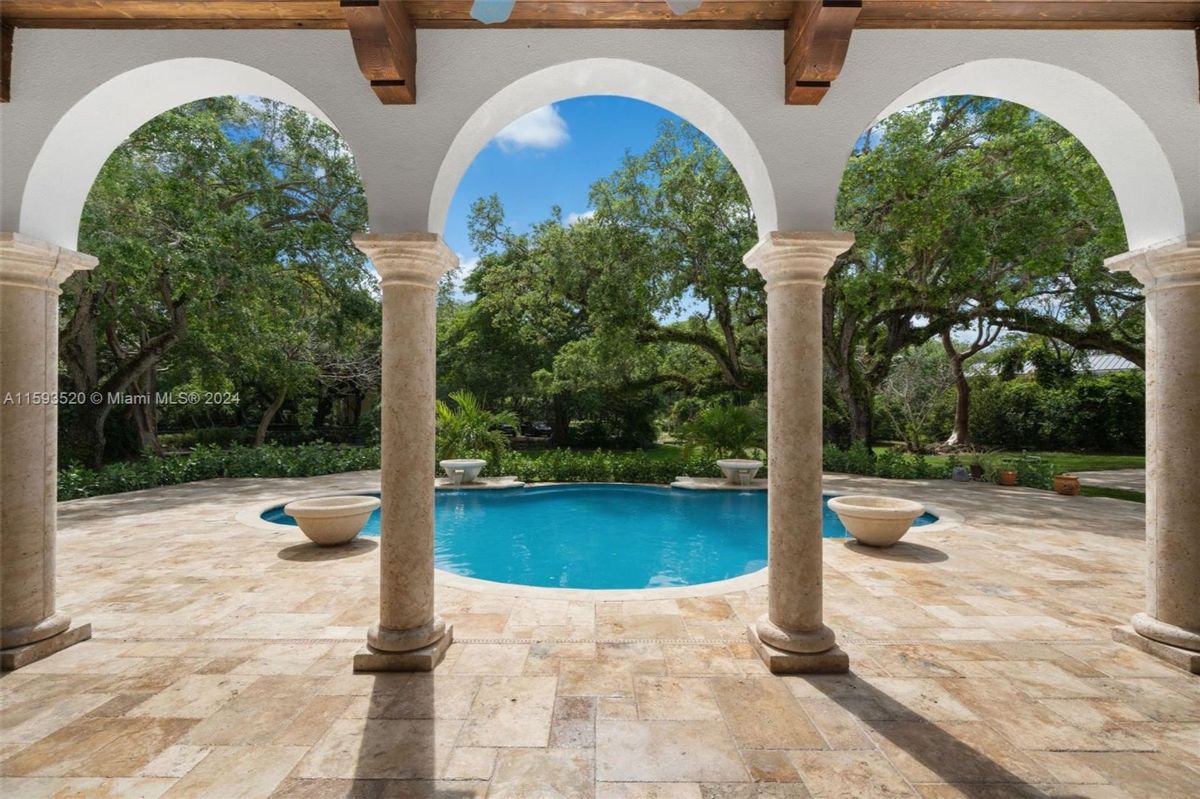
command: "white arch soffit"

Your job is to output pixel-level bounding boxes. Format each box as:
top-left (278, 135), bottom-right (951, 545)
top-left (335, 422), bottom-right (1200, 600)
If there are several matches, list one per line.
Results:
top-left (428, 57), bottom-right (778, 239)
top-left (20, 58), bottom-right (337, 251)
top-left (875, 58), bottom-right (1186, 251)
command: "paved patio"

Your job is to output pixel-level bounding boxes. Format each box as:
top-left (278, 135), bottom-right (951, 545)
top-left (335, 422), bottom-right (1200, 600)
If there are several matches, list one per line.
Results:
top-left (1, 472), bottom-right (1197, 798)
top-left (1074, 470), bottom-right (1147, 494)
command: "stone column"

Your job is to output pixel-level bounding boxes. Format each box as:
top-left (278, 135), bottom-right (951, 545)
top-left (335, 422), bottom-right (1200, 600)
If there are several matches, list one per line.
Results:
top-left (1, 233), bottom-right (97, 670)
top-left (1109, 233), bottom-right (1200, 674)
top-left (352, 233), bottom-right (456, 671)
top-left (743, 231), bottom-right (853, 674)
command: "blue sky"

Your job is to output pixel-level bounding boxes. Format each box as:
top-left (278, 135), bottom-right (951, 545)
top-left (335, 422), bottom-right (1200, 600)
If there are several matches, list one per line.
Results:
top-left (444, 95), bottom-right (685, 284)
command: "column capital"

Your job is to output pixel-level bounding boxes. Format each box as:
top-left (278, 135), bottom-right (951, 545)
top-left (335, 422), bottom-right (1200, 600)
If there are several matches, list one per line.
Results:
top-left (742, 231), bottom-right (855, 289)
top-left (1105, 233), bottom-right (1200, 291)
top-left (353, 233), bottom-right (458, 289)
top-left (0, 233), bottom-right (98, 294)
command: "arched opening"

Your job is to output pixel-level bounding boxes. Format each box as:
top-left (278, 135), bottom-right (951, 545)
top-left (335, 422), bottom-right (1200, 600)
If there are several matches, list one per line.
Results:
top-left (19, 58), bottom-right (342, 251)
top-left (868, 59), bottom-right (1185, 251)
top-left (827, 92), bottom-right (1143, 482)
top-left (58, 93), bottom-right (374, 471)
top-left (427, 57), bottom-right (778, 239)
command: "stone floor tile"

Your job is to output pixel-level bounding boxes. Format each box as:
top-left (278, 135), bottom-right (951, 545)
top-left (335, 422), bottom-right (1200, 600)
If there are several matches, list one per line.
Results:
top-left (487, 747), bottom-right (594, 799)
top-left (137, 745), bottom-right (213, 778)
top-left (741, 750), bottom-right (801, 783)
top-left (865, 721), bottom-right (1052, 785)
top-left (595, 784), bottom-right (703, 799)
top-left (126, 674), bottom-right (258, 720)
top-left (160, 745), bottom-right (307, 798)
top-left (710, 677), bottom-right (825, 750)
top-left (441, 746), bottom-right (497, 780)
top-left (448, 644), bottom-right (529, 676)
top-left (550, 696), bottom-right (597, 748)
top-left (790, 750), bottom-right (917, 797)
top-left (1074, 751), bottom-right (1200, 799)
top-left (457, 676), bottom-right (557, 748)
top-left (294, 718), bottom-right (461, 779)
top-left (596, 719), bottom-right (747, 782)
top-left (635, 677), bottom-right (723, 721)
top-left (0, 776), bottom-right (178, 798)
top-left (267, 777), bottom-right (387, 798)
top-left (697, 783), bottom-right (813, 798)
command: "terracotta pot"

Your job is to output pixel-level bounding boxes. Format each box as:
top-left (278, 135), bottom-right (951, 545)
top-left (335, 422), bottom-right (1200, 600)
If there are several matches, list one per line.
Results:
top-left (997, 469), bottom-right (1018, 486)
top-left (1053, 474), bottom-right (1081, 496)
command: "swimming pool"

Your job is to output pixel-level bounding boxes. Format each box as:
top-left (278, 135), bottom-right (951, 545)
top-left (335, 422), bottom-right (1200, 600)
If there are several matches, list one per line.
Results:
top-left (261, 484), bottom-right (938, 589)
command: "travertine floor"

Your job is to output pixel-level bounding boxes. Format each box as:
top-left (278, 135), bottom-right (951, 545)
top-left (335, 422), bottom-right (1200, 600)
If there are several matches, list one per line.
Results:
top-left (2, 472), bottom-right (1197, 798)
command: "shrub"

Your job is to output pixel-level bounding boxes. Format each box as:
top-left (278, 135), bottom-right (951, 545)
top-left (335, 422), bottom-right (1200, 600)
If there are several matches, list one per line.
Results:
top-left (680, 402), bottom-right (766, 459)
top-left (822, 443), bottom-right (951, 481)
top-left (59, 442), bottom-right (381, 501)
top-left (490, 449), bottom-right (726, 484)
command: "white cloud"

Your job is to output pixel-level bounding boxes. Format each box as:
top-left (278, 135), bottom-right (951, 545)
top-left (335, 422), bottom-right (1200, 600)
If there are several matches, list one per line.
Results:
top-left (566, 209), bottom-right (596, 226)
top-left (451, 255), bottom-right (481, 297)
top-left (493, 105), bottom-right (569, 152)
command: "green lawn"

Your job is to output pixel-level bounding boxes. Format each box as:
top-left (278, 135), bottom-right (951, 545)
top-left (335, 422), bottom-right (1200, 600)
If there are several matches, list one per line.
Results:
top-left (872, 447), bottom-right (1143, 473)
top-left (1079, 486), bottom-right (1146, 503)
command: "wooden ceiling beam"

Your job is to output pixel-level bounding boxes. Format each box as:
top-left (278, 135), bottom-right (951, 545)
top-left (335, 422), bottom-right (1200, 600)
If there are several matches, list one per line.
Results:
top-left (342, 0), bottom-right (416, 103)
top-left (1, 21), bottom-right (11, 102)
top-left (785, 1), bottom-right (862, 104)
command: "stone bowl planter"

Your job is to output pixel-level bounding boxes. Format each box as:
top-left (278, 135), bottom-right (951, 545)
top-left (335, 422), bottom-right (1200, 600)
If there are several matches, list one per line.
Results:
top-left (716, 458), bottom-right (763, 486)
top-left (283, 495), bottom-right (380, 546)
top-left (440, 458), bottom-right (486, 485)
top-left (827, 495), bottom-right (925, 548)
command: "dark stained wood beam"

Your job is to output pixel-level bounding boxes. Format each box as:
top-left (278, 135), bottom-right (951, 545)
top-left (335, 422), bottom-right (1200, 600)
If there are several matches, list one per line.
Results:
top-left (2, 2), bottom-right (1197, 31)
top-left (1, 21), bottom-right (11, 102)
top-left (785, 1), bottom-right (862, 104)
top-left (342, 0), bottom-right (416, 103)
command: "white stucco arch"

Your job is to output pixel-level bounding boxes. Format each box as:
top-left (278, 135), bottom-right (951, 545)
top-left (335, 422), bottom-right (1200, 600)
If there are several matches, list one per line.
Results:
top-left (427, 57), bottom-right (778, 239)
top-left (864, 58), bottom-right (1187, 251)
top-left (18, 57), bottom-right (344, 251)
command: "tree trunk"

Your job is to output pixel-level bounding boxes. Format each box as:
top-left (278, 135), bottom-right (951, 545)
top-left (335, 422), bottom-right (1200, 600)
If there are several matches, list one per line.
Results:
top-left (131, 370), bottom-right (164, 456)
top-left (254, 389), bottom-right (287, 447)
top-left (550, 394), bottom-right (571, 447)
top-left (945, 354), bottom-right (971, 447)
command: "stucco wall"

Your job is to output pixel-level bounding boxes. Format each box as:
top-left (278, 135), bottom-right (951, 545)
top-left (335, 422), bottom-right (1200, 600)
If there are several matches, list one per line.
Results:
top-left (1, 27), bottom-right (1196, 251)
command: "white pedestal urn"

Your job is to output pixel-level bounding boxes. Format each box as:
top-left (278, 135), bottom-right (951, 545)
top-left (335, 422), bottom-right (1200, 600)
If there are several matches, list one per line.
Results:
top-left (284, 496), bottom-right (380, 546)
top-left (716, 458), bottom-right (763, 486)
top-left (828, 495), bottom-right (924, 547)
top-left (440, 458), bottom-right (486, 485)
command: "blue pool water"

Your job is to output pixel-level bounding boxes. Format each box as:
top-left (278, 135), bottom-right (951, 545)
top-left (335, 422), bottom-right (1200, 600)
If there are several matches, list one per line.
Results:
top-left (262, 484), bottom-right (938, 589)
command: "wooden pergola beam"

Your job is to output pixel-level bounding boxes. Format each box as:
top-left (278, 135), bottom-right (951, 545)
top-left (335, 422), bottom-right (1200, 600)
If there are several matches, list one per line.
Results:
top-left (785, 0), bottom-right (862, 104)
top-left (342, 0), bottom-right (416, 103)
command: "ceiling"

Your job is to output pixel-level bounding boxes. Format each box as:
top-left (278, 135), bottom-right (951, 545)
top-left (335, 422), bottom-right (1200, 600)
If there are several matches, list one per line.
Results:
top-left (1, 2), bottom-right (1197, 105)
top-left (2, 2), bottom-right (1198, 30)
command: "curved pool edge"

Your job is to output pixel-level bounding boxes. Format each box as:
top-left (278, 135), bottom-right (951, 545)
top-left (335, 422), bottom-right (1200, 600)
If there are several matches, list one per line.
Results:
top-left (237, 479), bottom-right (966, 600)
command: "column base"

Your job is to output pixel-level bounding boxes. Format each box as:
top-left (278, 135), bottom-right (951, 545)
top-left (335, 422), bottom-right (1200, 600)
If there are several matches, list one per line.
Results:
top-left (354, 624), bottom-right (453, 672)
top-left (747, 625), bottom-right (848, 674)
top-left (0, 623), bottom-right (92, 671)
top-left (1113, 625), bottom-right (1200, 674)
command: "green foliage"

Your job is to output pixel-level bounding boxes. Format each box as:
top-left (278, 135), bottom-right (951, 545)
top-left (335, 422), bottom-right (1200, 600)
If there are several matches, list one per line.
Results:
top-left (435, 391), bottom-right (520, 462)
top-left (828, 96), bottom-right (1134, 445)
top-left (491, 449), bottom-right (726, 485)
top-left (1002, 453), bottom-right (1057, 490)
top-left (680, 402), bottom-right (766, 459)
top-left (970, 371), bottom-right (1144, 452)
top-left (59, 443), bottom-right (380, 500)
top-left (822, 443), bottom-right (946, 480)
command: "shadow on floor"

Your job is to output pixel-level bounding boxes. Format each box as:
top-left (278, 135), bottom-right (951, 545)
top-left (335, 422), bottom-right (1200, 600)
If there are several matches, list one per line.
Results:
top-left (807, 672), bottom-right (1082, 798)
top-left (841, 540), bottom-right (949, 563)
top-left (278, 538), bottom-right (378, 561)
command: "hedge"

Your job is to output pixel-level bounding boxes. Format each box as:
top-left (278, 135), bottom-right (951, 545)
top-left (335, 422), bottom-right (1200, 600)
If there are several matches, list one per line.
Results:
top-left (59, 442), bottom-right (381, 500)
top-left (59, 444), bottom-right (729, 500)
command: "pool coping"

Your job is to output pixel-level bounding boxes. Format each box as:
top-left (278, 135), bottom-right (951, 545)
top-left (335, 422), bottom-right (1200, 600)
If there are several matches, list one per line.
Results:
top-left (235, 480), bottom-right (965, 601)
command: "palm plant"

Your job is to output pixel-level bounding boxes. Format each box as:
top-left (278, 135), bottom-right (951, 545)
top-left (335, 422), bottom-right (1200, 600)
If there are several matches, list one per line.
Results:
top-left (681, 403), bottom-right (766, 460)
top-left (435, 390), bottom-right (520, 463)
